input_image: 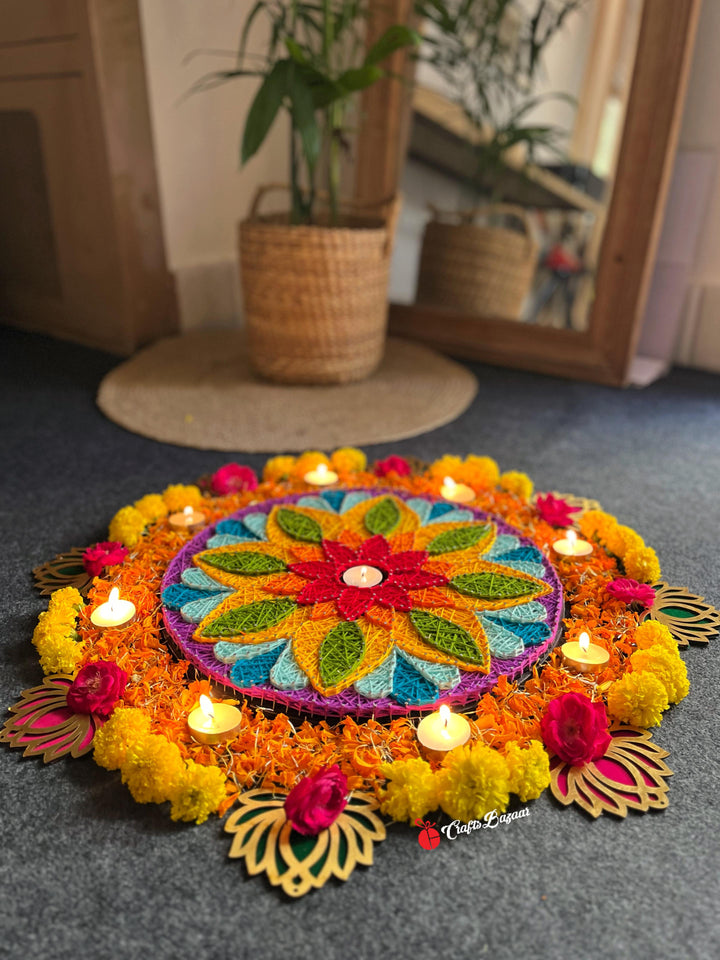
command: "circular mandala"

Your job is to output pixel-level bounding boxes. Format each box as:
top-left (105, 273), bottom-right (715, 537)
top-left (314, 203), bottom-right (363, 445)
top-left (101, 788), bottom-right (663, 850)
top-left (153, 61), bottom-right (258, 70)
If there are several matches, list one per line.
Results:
top-left (162, 489), bottom-right (563, 717)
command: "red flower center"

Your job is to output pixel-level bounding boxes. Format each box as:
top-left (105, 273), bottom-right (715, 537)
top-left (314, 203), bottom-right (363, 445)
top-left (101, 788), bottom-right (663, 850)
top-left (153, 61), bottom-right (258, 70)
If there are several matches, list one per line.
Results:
top-left (288, 534), bottom-right (447, 621)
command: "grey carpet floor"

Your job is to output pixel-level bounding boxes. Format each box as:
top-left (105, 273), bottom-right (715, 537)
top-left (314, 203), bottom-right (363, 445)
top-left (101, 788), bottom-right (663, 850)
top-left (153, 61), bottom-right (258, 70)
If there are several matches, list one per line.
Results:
top-left (1, 326), bottom-right (718, 960)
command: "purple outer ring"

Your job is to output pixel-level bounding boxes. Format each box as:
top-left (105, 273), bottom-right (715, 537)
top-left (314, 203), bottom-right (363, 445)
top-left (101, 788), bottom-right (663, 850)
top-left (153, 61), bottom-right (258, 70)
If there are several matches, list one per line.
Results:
top-left (162, 489), bottom-right (564, 719)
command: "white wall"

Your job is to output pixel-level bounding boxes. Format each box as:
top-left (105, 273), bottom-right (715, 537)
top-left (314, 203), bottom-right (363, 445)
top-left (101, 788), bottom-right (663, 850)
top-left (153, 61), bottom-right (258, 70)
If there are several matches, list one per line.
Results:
top-left (138, 0), bottom-right (289, 330)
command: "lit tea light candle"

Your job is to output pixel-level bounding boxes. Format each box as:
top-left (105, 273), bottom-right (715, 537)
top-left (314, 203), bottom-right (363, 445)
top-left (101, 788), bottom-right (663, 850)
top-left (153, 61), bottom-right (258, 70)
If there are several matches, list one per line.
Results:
top-left (553, 528), bottom-right (593, 558)
top-left (440, 476), bottom-right (475, 504)
top-left (168, 504), bottom-right (205, 532)
top-left (303, 462), bottom-right (338, 486)
top-left (561, 631), bottom-right (610, 674)
top-left (417, 704), bottom-right (471, 758)
top-left (90, 587), bottom-right (136, 629)
top-left (187, 695), bottom-right (242, 745)
top-left (342, 564), bottom-right (384, 588)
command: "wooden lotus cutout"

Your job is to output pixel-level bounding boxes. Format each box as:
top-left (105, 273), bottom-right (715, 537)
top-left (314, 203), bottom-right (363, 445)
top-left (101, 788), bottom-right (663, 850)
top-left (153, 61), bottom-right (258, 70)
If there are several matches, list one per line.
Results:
top-left (225, 789), bottom-right (386, 897)
top-left (33, 547), bottom-right (93, 597)
top-left (0, 675), bottom-right (99, 762)
top-left (550, 491), bottom-right (603, 515)
top-left (549, 724), bottom-right (672, 818)
top-left (644, 581), bottom-right (720, 647)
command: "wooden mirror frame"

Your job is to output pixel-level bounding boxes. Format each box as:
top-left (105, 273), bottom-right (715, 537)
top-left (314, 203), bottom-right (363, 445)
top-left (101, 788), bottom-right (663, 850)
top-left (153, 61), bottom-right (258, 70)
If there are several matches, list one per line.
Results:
top-left (356, 0), bottom-right (701, 386)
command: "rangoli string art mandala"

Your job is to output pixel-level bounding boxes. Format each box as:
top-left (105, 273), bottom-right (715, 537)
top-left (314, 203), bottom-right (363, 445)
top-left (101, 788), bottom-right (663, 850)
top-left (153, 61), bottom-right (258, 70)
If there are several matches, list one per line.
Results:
top-left (3, 449), bottom-right (716, 898)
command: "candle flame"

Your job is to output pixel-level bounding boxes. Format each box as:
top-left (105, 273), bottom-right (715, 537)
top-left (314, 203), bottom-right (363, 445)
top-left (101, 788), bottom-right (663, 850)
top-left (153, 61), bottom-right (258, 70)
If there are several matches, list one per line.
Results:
top-left (108, 587), bottom-right (119, 612)
top-left (439, 704), bottom-right (451, 727)
top-left (443, 476), bottom-right (456, 492)
top-left (316, 463), bottom-right (328, 477)
top-left (566, 529), bottom-right (577, 555)
top-left (579, 632), bottom-right (590, 652)
top-left (360, 565), bottom-right (368, 584)
top-left (183, 505), bottom-right (194, 520)
top-left (199, 695), bottom-right (215, 721)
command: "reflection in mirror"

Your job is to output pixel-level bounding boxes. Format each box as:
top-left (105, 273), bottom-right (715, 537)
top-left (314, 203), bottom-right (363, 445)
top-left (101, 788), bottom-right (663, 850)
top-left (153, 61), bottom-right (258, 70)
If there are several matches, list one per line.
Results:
top-left (390, 0), bottom-right (643, 332)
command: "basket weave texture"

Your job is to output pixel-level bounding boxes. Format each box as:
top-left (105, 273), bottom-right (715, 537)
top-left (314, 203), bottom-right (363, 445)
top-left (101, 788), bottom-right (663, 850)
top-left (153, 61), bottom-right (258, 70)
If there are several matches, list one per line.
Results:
top-left (416, 204), bottom-right (538, 320)
top-left (240, 186), bottom-right (398, 385)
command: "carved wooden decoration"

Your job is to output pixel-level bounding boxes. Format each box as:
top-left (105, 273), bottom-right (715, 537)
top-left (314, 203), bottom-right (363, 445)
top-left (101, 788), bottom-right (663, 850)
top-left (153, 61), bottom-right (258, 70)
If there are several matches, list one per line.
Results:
top-left (549, 723), bottom-right (672, 818)
top-left (550, 492), bottom-right (603, 515)
top-left (225, 789), bottom-right (386, 897)
top-left (644, 581), bottom-right (720, 648)
top-left (33, 547), bottom-right (93, 597)
top-left (0, 675), bottom-right (98, 762)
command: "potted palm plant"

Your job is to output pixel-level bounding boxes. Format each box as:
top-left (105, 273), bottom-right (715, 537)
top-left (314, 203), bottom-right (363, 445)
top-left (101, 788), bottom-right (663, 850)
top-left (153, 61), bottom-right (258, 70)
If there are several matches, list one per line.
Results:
top-left (196, 2), bottom-right (419, 384)
top-left (414, 0), bottom-right (583, 320)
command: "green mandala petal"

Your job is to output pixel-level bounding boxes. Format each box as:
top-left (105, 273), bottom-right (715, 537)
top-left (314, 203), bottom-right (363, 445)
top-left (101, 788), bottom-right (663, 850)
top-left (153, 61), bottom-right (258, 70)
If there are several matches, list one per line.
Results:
top-left (427, 524), bottom-right (492, 555)
top-left (200, 598), bottom-right (297, 638)
top-left (319, 621), bottom-right (366, 687)
top-left (450, 571), bottom-right (540, 601)
top-left (201, 551), bottom-right (286, 576)
top-left (364, 497), bottom-right (401, 536)
top-left (276, 508), bottom-right (323, 543)
top-left (408, 609), bottom-right (486, 665)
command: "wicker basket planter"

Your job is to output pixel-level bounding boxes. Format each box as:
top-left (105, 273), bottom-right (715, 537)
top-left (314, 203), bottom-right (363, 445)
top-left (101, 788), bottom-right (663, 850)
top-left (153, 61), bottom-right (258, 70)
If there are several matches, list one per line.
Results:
top-left (239, 185), bottom-right (398, 385)
top-left (415, 204), bottom-right (538, 320)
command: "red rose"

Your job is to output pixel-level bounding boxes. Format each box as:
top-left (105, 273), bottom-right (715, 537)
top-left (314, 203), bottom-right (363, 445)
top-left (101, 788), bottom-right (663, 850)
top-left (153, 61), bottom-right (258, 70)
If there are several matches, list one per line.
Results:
top-left (66, 661), bottom-right (127, 719)
top-left (605, 578), bottom-right (656, 609)
top-left (284, 765), bottom-right (348, 835)
top-left (82, 542), bottom-right (128, 578)
top-left (211, 463), bottom-right (259, 495)
top-left (374, 456), bottom-right (411, 478)
top-left (540, 692), bottom-right (611, 766)
top-left (535, 493), bottom-right (581, 528)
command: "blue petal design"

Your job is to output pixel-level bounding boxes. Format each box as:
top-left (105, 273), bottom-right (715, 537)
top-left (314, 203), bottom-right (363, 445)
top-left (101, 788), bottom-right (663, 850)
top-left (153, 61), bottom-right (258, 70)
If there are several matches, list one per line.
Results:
top-left (480, 616), bottom-right (525, 659)
top-left (392, 656), bottom-right (439, 706)
top-left (485, 535), bottom-right (520, 559)
top-left (320, 489), bottom-right (346, 511)
top-left (296, 496), bottom-right (337, 512)
top-left (494, 546), bottom-right (545, 565)
top-left (230, 645), bottom-right (285, 687)
top-left (162, 583), bottom-right (219, 610)
top-left (484, 616), bottom-right (551, 647)
top-left (214, 638), bottom-right (286, 664)
top-left (270, 644), bottom-right (310, 690)
top-left (242, 512), bottom-right (268, 539)
top-left (427, 508), bottom-right (475, 525)
top-left (180, 594), bottom-right (229, 623)
top-left (206, 533), bottom-right (249, 548)
top-left (181, 568), bottom-right (229, 591)
top-left (494, 559), bottom-right (546, 578)
top-left (406, 498), bottom-right (432, 524)
top-left (397, 649), bottom-right (460, 690)
top-left (340, 491), bottom-right (371, 513)
top-left (493, 600), bottom-right (547, 623)
top-left (354, 650), bottom-right (396, 699)
top-left (215, 519), bottom-right (258, 540)
top-left (428, 502), bottom-right (456, 522)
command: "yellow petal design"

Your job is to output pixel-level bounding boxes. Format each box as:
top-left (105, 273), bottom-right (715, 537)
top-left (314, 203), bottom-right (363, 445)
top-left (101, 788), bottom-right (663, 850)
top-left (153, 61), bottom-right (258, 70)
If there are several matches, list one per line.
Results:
top-left (292, 617), bottom-right (393, 695)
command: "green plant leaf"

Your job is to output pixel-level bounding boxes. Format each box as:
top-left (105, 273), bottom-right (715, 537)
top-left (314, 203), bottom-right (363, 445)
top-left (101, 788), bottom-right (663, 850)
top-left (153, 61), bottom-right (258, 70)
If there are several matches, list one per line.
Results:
top-left (319, 621), bottom-right (365, 687)
top-left (242, 60), bottom-right (290, 164)
top-left (409, 610), bottom-right (485, 665)
top-left (364, 497), bottom-right (401, 536)
top-left (450, 572), bottom-right (539, 601)
top-left (337, 64), bottom-right (384, 95)
top-left (201, 598), bottom-right (296, 637)
top-left (364, 24), bottom-right (421, 66)
top-left (288, 72), bottom-right (320, 169)
top-left (202, 551), bottom-right (286, 576)
top-left (426, 524), bottom-right (491, 555)
top-left (277, 508), bottom-right (323, 543)
top-left (284, 38), bottom-right (308, 65)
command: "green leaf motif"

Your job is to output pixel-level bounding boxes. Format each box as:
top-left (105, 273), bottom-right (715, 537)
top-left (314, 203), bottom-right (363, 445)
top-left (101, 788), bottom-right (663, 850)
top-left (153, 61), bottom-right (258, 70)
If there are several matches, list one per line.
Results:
top-left (320, 621), bottom-right (365, 687)
top-left (201, 599), bottom-right (296, 638)
top-left (364, 24), bottom-right (422, 66)
top-left (277, 508), bottom-right (323, 543)
top-left (364, 497), bottom-right (401, 536)
top-left (450, 572), bottom-right (538, 601)
top-left (202, 551), bottom-right (286, 576)
top-left (409, 610), bottom-right (485, 666)
top-left (242, 60), bottom-right (290, 164)
top-left (427, 524), bottom-right (491, 555)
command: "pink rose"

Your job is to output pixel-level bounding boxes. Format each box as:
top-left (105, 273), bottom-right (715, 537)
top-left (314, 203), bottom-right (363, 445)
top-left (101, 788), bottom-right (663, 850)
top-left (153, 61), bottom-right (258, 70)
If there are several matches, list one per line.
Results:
top-left (374, 455), bottom-right (411, 478)
top-left (605, 578), bottom-right (656, 609)
top-left (67, 661), bottom-right (127, 719)
top-left (540, 692), bottom-right (611, 767)
top-left (535, 493), bottom-right (580, 528)
top-left (82, 542), bottom-right (129, 577)
top-left (211, 464), bottom-right (259, 495)
top-left (284, 765), bottom-right (348, 835)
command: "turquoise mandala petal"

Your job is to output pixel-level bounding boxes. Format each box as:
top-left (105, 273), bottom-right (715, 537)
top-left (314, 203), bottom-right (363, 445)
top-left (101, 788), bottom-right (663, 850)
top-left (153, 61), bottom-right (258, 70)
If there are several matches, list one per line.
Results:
top-left (270, 644), bottom-right (309, 690)
top-left (480, 616), bottom-right (525, 659)
top-left (206, 533), bottom-right (250, 548)
top-left (405, 498), bottom-right (432, 524)
top-left (214, 638), bottom-right (286, 664)
top-left (340, 491), bottom-right (371, 513)
top-left (427, 508), bottom-right (474, 525)
top-left (181, 594), bottom-right (229, 623)
top-left (494, 600), bottom-right (547, 623)
top-left (396, 649), bottom-right (460, 690)
top-left (353, 649), bottom-right (396, 699)
top-left (181, 568), bottom-right (231, 591)
top-left (392, 657), bottom-right (439, 706)
top-left (241, 513), bottom-right (268, 539)
top-left (484, 616), bottom-right (551, 647)
top-left (296, 495), bottom-right (338, 512)
top-left (230, 645), bottom-right (285, 687)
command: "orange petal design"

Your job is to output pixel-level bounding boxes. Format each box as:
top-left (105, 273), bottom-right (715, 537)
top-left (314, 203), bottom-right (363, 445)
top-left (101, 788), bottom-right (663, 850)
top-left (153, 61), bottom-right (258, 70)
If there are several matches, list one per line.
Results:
top-left (340, 495), bottom-right (421, 539)
top-left (193, 595), bottom-right (309, 645)
top-left (265, 505), bottom-right (344, 546)
top-left (263, 573), bottom-right (307, 596)
top-left (387, 531), bottom-right (416, 553)
top-left (310, 601), bottom-right (337, 621)
top-left (407, 586), bottom-right (463, 609)
top-left (289, 543), bottom-right (325, 563)
top-left (412, 520), bottom-right (496, 558)
top-left (292, 618), bottom-right (393, 695)
top-left (364, 604), bottom-right (395, 630)
top-left (393, 607), bottom-right (490, 673)
top-left (338, 529), bottom-right (364, 549)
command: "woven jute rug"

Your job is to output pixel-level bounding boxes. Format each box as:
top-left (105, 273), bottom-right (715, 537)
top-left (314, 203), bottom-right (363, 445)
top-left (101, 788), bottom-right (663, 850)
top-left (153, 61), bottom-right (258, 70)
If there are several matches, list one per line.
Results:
top-left (96, 332), bottom-right (477, 452)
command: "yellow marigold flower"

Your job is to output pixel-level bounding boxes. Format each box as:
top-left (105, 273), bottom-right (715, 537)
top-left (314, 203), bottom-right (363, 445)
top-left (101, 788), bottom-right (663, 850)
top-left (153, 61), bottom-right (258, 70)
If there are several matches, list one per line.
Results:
top-left (429, 455), bottom-right (464, 479)
top-left (461, 455), bottom-right (500, 489)
top-left (624, 545), bottom-right (661, 584)
top-left (108, 505), bottom-right (147, 548)
top-left (438, 743), bottom-right (510, 823)
top-left (163, 484), bottom-right (203, 513)
top-left (134, 493), bottom-right (168, 524)
top-left (121, 732), bottom-right (184, 804)
top-left (293, 450), bottom-right (330, 477)
top-left (263, 455), bottom-right (296, 482)
top-left (47, 586), bottom-right (83, 617)
top-left (379, 758), bottom-right (439, 824)
top-left (633, 621), bottom-right (676, 653)
top-left (37, 633), bottom-right (83, 676)
top-left (330, 447), bottom-right (367, 474)
top-left (169, 761), bottom-right (227, 824)
top-left (613, 525), bottom-right (645, 558)
top-left (630, 647), bottom-right (689, 704)
top-left (504, 740), bottom-right (550, 802)
top-left (93, 707), bottom-right (152, 771)
top-left (499, 471), bottom-right (533, 501)
top-left (607, 672), bottom-right (669, 728)
top-left (578, 510), bottom-right (618, 546)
